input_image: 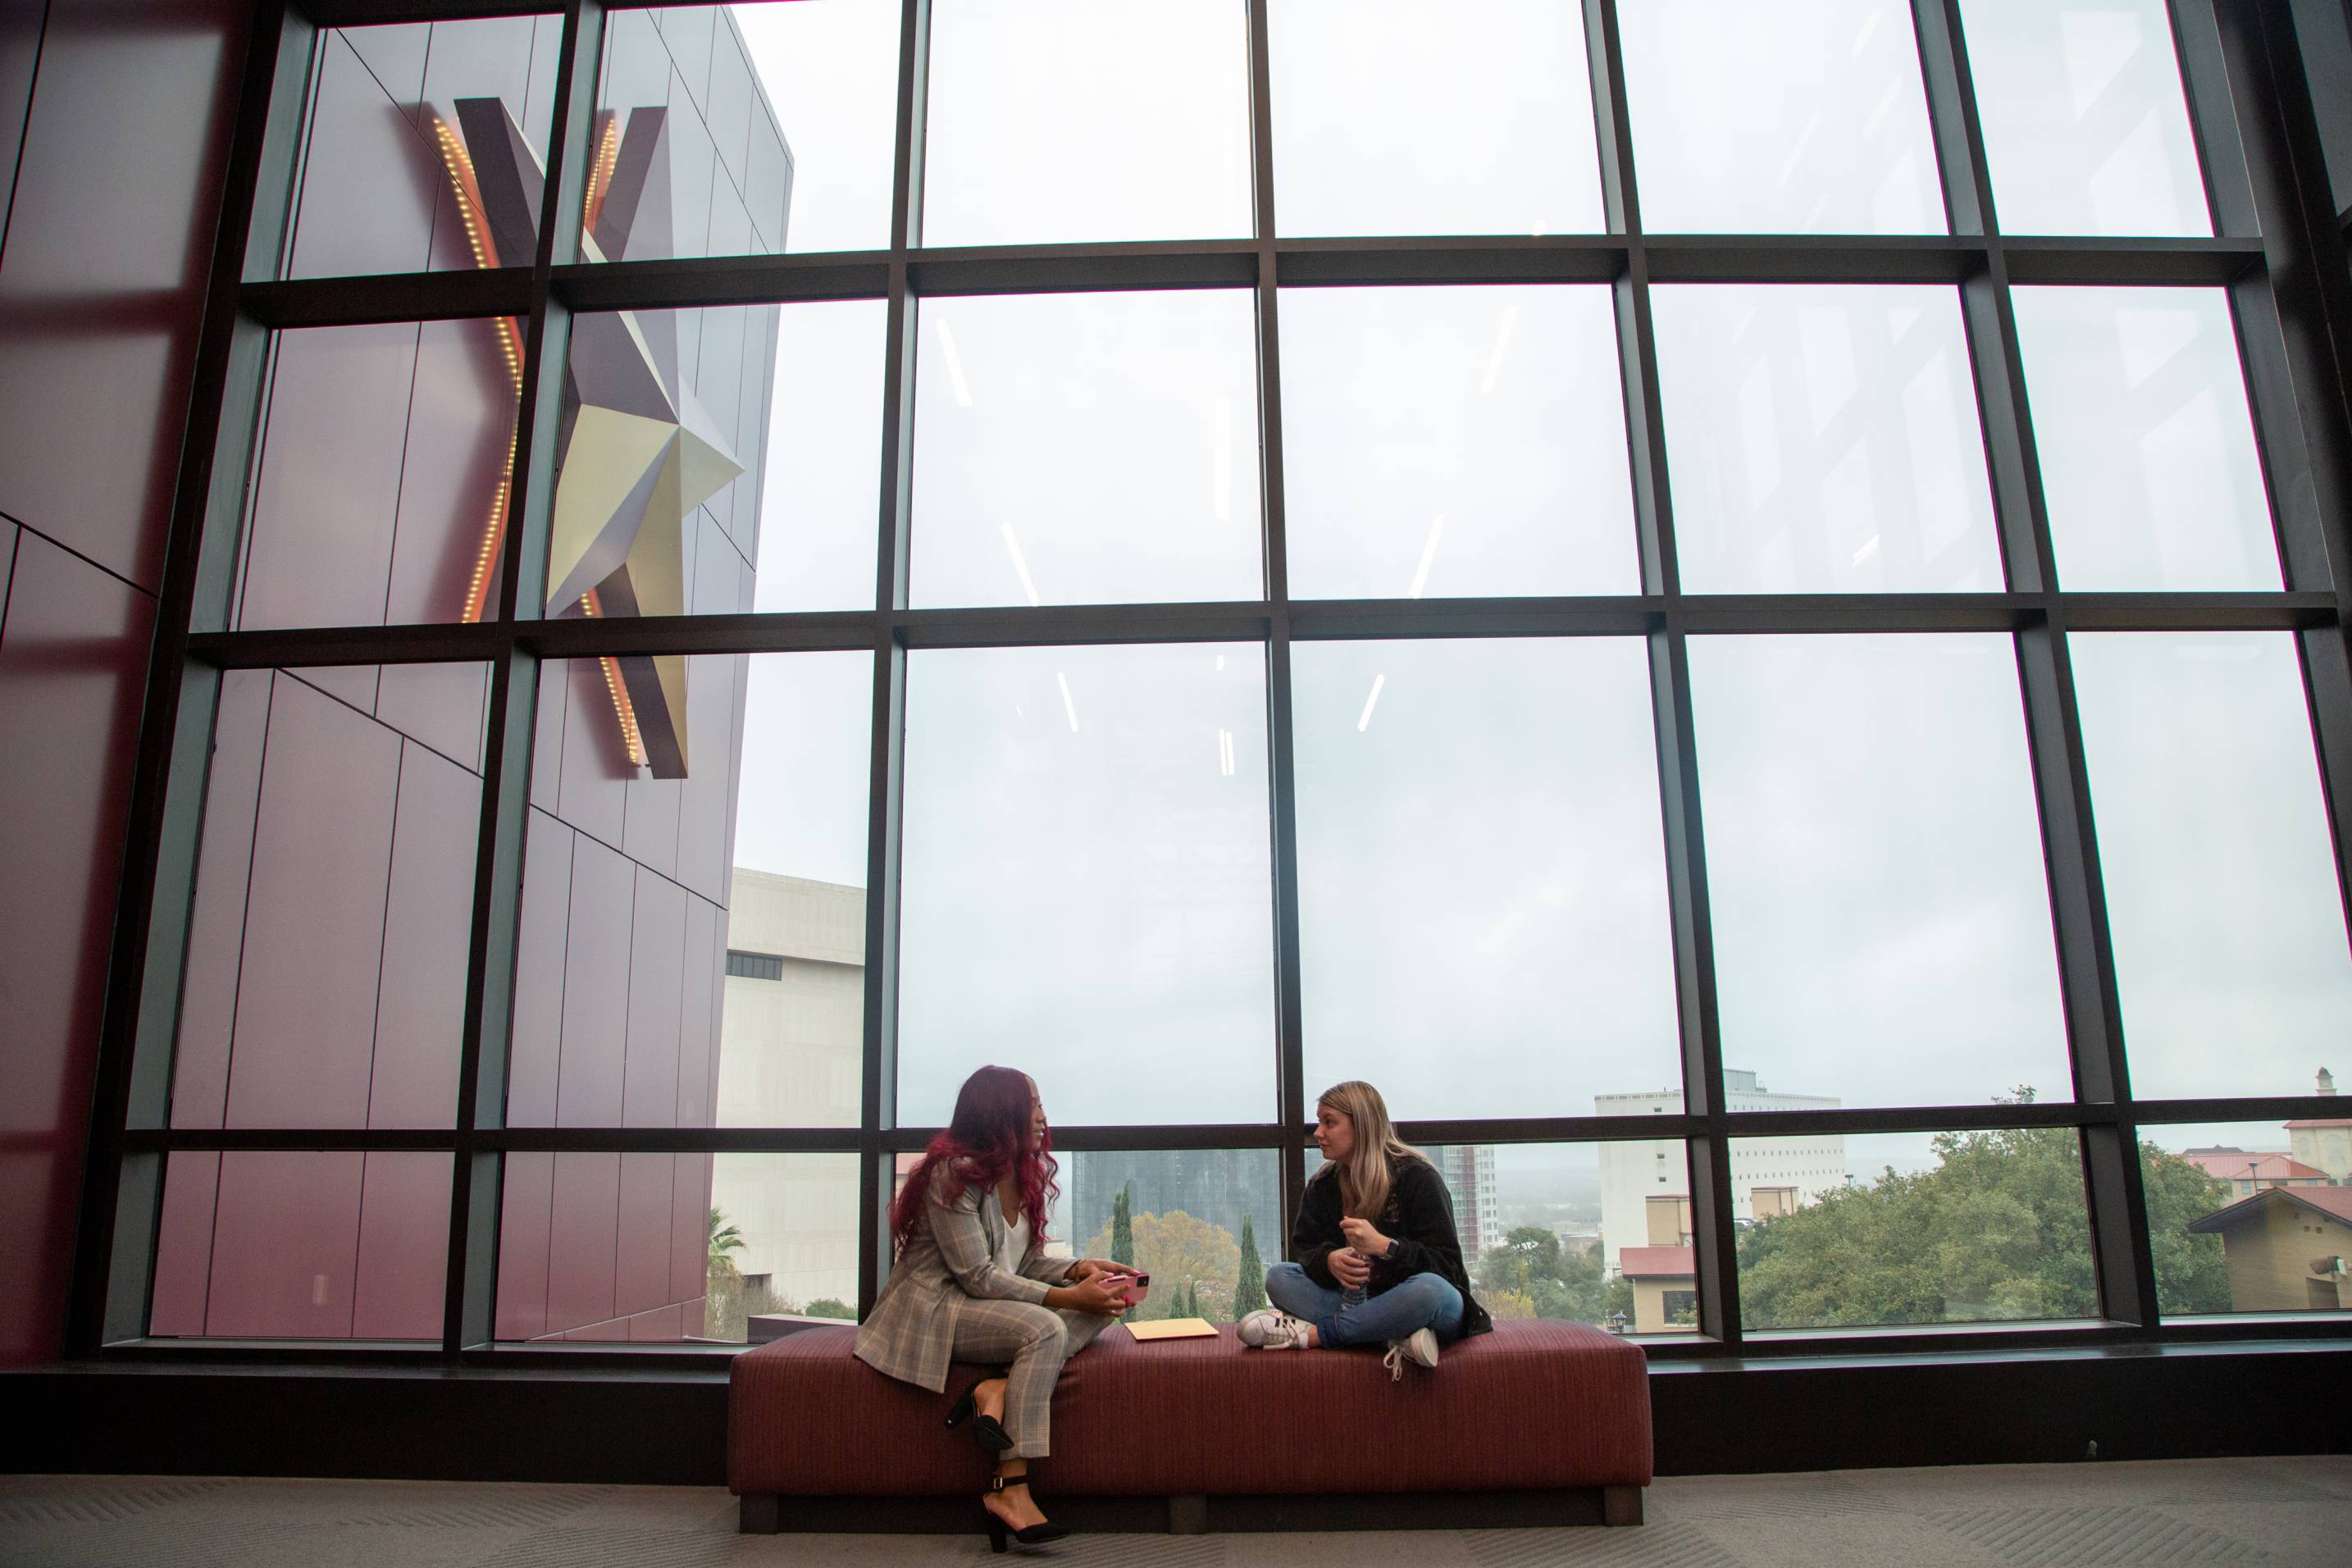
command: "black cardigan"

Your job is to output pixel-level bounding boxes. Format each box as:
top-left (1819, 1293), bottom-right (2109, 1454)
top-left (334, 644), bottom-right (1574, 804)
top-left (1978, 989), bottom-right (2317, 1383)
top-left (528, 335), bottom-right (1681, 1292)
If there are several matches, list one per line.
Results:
top-left (1292, 1155), bottom-right (1494, 1338)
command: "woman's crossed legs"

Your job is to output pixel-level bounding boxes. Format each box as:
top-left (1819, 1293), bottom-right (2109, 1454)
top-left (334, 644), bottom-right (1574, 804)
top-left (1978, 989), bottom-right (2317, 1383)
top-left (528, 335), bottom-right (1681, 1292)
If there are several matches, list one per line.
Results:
top-left (1264, 1261), bottom-right (1465, 1349)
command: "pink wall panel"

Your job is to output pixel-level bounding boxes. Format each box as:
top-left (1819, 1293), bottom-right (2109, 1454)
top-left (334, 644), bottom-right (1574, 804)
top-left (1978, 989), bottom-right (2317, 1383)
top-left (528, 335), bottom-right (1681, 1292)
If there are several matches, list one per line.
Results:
top-left (203, 1151), bottom-right (364, 1338)
top-left (504, 812), bottom-right (572, 1125)
top-left (674, 895), bottom-right (718, 1131)
top-left (286, 32), bottom-right (438, 278)
top-left (621, 872), bottom-right (686, 1128)
top-left (622, 771), bottom-right (681, 882)
top-left (0, 522), bottom-right (16, 608)
top-left (494, 1151), bottom-right (552, 1340)
top-left (224, 674), bottom-right (400, 1128)
top-left (544, 1151), bottom-right (619, 1334)
top-left (675, 653), bottom-right (741, 904)
top-left (367, 741), bottom-right (479, 1128)
top-left (0, 0), bottom-right (244, 591)
top-left (341, 22), bottom-right (428, 125)
top-left (147, 1151), bottom-right (220, 1337)
top-left (375, 660), bottom-right (487, 773)
top-left (0, 536), bottom-right (157, 1364)
top-left (351, 1151), bottom-right (449, 1339)
top-left (236, 321), bottom-right (417, 631)
top-left (669, 1151), bottom-right (710, 1303)
top-left (613, 1151), bottom-right (673, 1319)
top-left (0, 3), bottom-right (40, 248)
top-left (555, 657), bottom-right (629, 848)
top-left (554, 838), bottom-right (632, 1126)
top-left (385, 316), bottom-right (513, 627)
top-left (168, 668), bottom-right (271, 1129)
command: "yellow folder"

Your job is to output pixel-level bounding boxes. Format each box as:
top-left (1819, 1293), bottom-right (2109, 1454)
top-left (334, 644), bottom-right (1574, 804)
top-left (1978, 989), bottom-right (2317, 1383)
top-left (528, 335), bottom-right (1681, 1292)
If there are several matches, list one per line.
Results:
top-left (1125, 1317), bottom-right (1218, 1341)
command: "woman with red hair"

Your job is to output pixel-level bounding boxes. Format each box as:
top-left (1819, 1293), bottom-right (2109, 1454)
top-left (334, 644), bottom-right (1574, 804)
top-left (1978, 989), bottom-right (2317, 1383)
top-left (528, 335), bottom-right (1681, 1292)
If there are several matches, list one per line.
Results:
top-left (854, 1065), bottom-right (1130, 1551)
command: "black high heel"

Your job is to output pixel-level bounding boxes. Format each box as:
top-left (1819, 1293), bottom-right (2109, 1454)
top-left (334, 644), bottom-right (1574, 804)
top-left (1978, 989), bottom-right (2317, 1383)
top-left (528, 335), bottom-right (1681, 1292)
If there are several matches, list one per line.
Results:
top-left (945, 1381), bottom-right (1014, 1453)
top-left (982, 1473), bottom-right (1070, 1553)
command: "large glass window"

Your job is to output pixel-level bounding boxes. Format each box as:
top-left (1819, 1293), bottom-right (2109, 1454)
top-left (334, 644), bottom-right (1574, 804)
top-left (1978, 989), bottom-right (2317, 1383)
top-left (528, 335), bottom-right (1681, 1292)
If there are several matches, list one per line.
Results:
top-left (2140, 1119), bottom-right (2352, 1320)
top-left (754, 300), bottom-right (887, 612)
top-left (2069, 633), bottom-right (2352, 1101)
top-left (1293, 637), bottom-right (1680, 1120)
top-left (1651, 285), bottom-right (2003, 594)
top-left (1279, 285), bottom-right (1639, 599)
top-left (1689, 635), bottom-right (2071, 1109)
top-left (1049, 1148), bottom-right (1282, 1322)
top-left (896, 643), bottom-right (1277, 1128)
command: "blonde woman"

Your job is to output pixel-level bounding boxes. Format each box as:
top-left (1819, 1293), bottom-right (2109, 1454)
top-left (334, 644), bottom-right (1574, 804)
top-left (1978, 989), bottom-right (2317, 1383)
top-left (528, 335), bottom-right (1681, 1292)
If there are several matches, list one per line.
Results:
top-left (1239, 1080), bottom-right (1493, 1375)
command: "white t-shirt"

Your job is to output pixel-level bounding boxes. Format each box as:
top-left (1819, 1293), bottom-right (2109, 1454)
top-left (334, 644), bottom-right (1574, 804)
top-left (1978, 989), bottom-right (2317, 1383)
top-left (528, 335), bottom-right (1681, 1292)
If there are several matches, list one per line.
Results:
top-left (996, 1204), bottom-right (1032, 1277)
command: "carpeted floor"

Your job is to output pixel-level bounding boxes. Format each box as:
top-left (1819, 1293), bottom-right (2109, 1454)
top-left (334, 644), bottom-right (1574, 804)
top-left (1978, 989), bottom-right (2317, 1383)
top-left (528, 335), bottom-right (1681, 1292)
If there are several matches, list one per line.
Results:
top-left (0, 1456), bottom-right (2344, 1566)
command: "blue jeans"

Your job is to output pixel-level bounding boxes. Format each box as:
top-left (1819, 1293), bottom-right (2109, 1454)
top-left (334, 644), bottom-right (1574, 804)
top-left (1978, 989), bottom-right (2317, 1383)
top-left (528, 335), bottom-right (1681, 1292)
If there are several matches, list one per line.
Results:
top-left (1265, 1261), bottom-right (1465, 1350)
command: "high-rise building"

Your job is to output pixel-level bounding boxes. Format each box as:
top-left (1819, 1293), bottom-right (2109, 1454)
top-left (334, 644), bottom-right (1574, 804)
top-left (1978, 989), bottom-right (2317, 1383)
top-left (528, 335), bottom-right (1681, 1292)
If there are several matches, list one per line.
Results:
top-left (1423, 1144), bottom-right (1502, 1263)
top-left (1063, 1150), bottom-right (1282, 1258)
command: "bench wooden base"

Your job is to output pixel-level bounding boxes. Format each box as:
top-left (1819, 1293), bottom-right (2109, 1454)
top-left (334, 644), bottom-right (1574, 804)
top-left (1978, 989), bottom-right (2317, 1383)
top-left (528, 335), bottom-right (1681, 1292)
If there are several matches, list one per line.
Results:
top-left (740, 1484), bottom-right (1643, 1534)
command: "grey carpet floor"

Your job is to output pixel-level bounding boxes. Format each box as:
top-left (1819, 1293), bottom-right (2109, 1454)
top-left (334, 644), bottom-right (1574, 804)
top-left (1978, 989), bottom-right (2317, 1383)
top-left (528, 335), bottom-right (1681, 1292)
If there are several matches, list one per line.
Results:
top-left (0, 1457), bottom-right (2344, 1567)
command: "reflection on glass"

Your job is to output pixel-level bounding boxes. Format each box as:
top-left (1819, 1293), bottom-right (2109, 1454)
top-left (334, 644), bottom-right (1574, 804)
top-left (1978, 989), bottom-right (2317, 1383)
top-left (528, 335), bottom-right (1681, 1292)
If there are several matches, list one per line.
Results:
top-left (1960, 0), bottom-right (2211, 237)
top-left (1042, 1149), bottom-right (1281, 1322)
top-left (756, 300), bottom-right (886, 612)
top-left (1652, 285), bottom-right (2003, 593)
top-left (896, 644), bottom-right (1277, 1127)
top-left (1470, 1142), bottom-right (1689, 1336)
top-left (1689, 635), bottom-right (2069, 1108)
top-left (1293, 639), bottom-right (1678, 1119)
top-left (540, 303), bottom-right (778, 625)
top-left (2012, 286), bottom-right (2276, 591)
top-left (2069, 633), bottom-right (2352, 1100)
top-left (1736, 1128), bottom-right (2099, 1329)
top-left (508, 654), bottom-right (751, 1128)
top-left (1279, 286), bottom-right (1639, 598)
top-left (1269, 0), bottom-right (1603, 238)
top-left (909, 291), bottom-right (1263, 607)
top-left (1619, 0), bottom-right (1944, 235)
top-left (235, 321), bottom-right (519, 631)
top-left (718, 653), bottom-right (874, 1130)
top-left (148, 1152), bottom-right (451, 1339)
top-left (704, 1153), bottom-right (863, 1339)
top-left (285, 16), bottom-right (559, 278)
top-left (2140, 1118), bottom-right (2352, 1319)
top-left (922, 0), bottom-right (1252, 247)
top-left (171, 666), bottom-right (489, 1133)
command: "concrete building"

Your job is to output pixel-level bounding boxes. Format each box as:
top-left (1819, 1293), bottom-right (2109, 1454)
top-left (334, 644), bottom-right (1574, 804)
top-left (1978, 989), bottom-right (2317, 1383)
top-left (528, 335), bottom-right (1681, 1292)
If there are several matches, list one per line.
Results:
top-left (2187, 1186), bottom-right (2352, 1312)
top-left (2287, 1068), bottom-right (2352, 1184)
top-left (1064, 1149), bottom-right (1280, 1257)
top-left (709, 871), bottom-right (866, 1312)
top-left (1424, 1144), bottom-right (1502, 1262)
top-left (1595, 1069), bottom-right (1845, 1274)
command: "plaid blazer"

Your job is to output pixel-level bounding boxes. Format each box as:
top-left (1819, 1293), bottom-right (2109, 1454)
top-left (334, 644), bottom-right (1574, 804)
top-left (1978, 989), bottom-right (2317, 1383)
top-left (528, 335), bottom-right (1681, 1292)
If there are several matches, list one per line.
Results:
top-left (853, 1171), bottom-right (1074, 1393)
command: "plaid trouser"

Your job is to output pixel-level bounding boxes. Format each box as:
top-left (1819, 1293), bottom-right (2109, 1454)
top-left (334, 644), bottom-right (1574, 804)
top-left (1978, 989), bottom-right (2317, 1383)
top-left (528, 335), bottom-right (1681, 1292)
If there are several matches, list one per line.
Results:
top-left (947, 1297), bottom-right (1114, 1459)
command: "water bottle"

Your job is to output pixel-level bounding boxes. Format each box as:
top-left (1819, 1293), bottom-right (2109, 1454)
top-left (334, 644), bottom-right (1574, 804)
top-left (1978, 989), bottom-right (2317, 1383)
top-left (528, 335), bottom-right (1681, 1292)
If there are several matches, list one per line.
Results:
top-left (1338, 1247), bottom-right (1367, 1315)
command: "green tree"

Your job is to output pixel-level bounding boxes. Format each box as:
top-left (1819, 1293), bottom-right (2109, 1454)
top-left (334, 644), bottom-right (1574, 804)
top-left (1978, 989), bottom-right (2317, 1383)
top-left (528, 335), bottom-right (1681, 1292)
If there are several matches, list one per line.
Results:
top-left (1109, 1183), bottom-right (1135, 1268)
top-left (1233, 1214), bottom-right (1268, 1318)
top-left (709, 1208), bottom-right (746, 1277)
top-left (1087, 1210), bottom-right (1239, 1320)
top-left (1477, 1225), bottom-right (1612, 1325)
top-left (804, 1298), bottom-right (855, 1320)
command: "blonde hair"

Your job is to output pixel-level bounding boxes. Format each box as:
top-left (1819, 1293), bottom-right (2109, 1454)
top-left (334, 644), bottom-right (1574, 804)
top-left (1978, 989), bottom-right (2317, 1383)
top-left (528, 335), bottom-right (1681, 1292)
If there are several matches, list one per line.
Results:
top-left (1315, 1080), bottom-right (1422, 1221)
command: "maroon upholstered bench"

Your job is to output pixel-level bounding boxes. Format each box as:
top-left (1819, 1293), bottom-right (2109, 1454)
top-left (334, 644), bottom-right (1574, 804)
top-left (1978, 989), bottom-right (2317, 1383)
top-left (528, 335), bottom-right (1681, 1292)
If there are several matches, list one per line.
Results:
top-left (730, 1319), bottom-right (1652, 1534)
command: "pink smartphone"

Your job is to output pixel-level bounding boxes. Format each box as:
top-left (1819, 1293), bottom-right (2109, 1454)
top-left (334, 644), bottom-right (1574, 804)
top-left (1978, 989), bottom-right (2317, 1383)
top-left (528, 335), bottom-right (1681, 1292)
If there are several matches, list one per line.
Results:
top-left (1108, 1271), bottom-right (1151, 1307)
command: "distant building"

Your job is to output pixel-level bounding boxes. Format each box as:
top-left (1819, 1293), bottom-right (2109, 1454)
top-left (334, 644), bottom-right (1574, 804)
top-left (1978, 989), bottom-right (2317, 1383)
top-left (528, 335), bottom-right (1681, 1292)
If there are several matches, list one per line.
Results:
top-left (1064, 1149), bottom-right (1280, 1254)
top-left (2287, 1067), bottom-right (2352, 1184)
top-left (2186, 1185), bottom-right (2352, 1312)
top-left (1424, 1144), bottom-right (1502, 1261)
top-left (1620, 1194), bottom-right (1700, 1332)
top-left (2179, 1148), bottom-right (2331, 1199)
top-left (1595, 1069), bottom-right (1844, 1274)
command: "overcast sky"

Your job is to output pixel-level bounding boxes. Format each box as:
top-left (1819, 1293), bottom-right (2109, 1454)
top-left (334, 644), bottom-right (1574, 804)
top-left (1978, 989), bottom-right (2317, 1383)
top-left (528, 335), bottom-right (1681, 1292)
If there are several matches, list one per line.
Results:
top-left (714, 0), bottom-right (2350, 1176)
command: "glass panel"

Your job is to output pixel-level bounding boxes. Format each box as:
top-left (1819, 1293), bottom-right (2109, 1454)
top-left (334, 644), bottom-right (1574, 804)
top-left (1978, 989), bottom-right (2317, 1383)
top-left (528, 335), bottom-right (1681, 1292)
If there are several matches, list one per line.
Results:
top-left (2141, 1119), bottom-right (2352, 1320)
top-left (170, 665), bottom-right (490, 1131)
top-left (1619, 0), bottom-right (1944, 235)
top-left (1456, 1142), bottom-right (1688, 1337)
top-left (1737, 1128), bottom-right (2099, 1329)
top-left (921, 0), bottom-right (1252, 247)
top-left (719, 653), bottom-right (875, 1129)
top-left (909, 291), bottom-right (1263, 608)
top-left (755, 300), bottom-right (886, 612)
top-left (148, 1152), bottom-right (450, 1340)
top-left (1293, 638), bottom-right (1679, 1119)
top-left (233, 321), bottom-right (520, 631)
top-left (2069, 633), bottom-right (2352, 1100)
top-left (537, 303), bottom-right (778, 620)
top-left (1279, 285), bottom-right (1639, 599)
top-left (896, 644), bottom-right (1277, 1127)
top-left (1689, 635), bottom-right (2070, 1108)
top-left (1049, 1149), bottom-right (1281, 1321)
top-left (1959, 0), bottom-right (2212, 238)
top-left (1652, 285), bottom-right (2003, 594)
top-left (2012, 286), bottom-right (2277, 590)
top-left (1268, 0), bottom-right (1604, 238)
top-left (704, 1153), bottom-right (864, 1339)
top-left (509, 653), bottom-right (867, 1129)
top-left (285, 16), bottom-right (560, 278)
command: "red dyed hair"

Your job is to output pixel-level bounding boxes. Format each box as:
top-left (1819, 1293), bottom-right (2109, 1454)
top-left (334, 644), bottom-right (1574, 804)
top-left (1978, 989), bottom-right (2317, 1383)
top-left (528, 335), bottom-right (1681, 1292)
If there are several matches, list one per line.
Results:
top-left (890, 1065), bottom-right (1059, 1256)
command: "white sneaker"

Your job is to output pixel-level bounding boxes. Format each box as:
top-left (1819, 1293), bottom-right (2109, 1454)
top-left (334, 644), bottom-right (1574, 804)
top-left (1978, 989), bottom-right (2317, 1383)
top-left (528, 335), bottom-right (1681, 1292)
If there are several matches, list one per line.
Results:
top-left (1238, 1309), bottom-right (1314, 1349)
top-left (1383, 1326), bottom-right (1440, 1379)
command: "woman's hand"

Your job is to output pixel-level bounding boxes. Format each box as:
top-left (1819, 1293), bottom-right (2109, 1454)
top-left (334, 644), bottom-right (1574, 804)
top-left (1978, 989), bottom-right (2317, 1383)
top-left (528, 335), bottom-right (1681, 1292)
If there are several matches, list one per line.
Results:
top-left (1326, 1247), bottom-right (1372, 1291)
top-left (1339, 1217), bottom-right (1392, 1257)
top-left (1063, 1258), bottom-right (1124, 1283)
top-left (1047, 1274), bottom-right (1131, 1317)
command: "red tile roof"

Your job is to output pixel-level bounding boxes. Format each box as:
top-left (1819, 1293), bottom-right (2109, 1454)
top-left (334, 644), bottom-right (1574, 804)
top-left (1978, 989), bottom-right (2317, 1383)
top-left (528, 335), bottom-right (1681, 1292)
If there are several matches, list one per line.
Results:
top-left (1618, 1246), bottom-right (1694, 1279)
top-left (2188, 1184), bottom-right (2352, 1233)
top-left (2181, 1151), bottom-right (2330, 1183)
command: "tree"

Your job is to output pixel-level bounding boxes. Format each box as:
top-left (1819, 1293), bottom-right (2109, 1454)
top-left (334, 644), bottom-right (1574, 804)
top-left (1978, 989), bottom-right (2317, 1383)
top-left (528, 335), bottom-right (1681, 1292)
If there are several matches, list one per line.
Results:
top-left (804, 1298), bottom-right (855, 1320)
top-left (1477, 1225), bottom-right (1612, 1325)
top-left (1233, 1214), bottom-right (1268, 1319)
top-left (1087, 1209), bottom-right (1239, 1322)
top-left (709, 1207), bottom-right (746, 1278)
top-left (1109, 1183), bottom-right (1134, 1268)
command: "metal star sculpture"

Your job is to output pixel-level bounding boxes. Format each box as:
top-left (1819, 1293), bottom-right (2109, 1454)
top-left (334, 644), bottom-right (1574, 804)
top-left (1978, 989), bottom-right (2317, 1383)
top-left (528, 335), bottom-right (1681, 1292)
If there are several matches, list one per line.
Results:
top-left (438, 98), bottom-right (741, 779)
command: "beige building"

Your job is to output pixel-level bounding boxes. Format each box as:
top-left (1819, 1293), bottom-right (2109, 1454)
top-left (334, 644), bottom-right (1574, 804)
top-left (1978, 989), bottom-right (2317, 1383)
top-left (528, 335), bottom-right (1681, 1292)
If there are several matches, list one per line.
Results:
top-left (1596, 1069), bottom-right (1844, 1274)
top-left (2287, 1068), bottom-right (2352, 1183)
top-left (2187, 1186), bottom-right (2352, 1312)
top-left (709, 870), bottom-right (866, 1312)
